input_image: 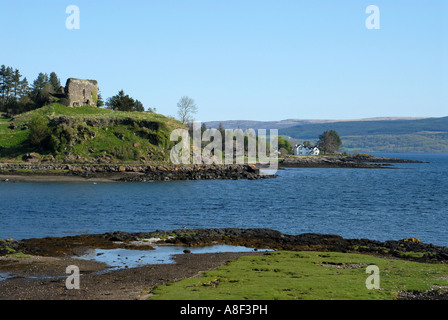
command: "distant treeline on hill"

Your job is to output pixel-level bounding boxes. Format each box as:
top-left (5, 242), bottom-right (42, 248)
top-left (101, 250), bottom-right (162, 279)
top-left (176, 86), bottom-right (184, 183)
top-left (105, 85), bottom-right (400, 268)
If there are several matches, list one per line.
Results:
top-left (280, 117), bottom-right (448, 153)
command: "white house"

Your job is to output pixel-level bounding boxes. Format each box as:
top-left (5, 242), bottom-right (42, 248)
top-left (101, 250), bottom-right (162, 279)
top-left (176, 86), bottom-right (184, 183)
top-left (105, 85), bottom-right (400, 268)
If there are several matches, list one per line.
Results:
top-left (294, 144), bottom-right (320, 156)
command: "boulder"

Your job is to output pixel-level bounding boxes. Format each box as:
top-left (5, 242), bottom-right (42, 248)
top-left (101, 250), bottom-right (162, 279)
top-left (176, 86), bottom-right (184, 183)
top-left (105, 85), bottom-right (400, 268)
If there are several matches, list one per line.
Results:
top-left (22, 153), bottom-right (40, 163)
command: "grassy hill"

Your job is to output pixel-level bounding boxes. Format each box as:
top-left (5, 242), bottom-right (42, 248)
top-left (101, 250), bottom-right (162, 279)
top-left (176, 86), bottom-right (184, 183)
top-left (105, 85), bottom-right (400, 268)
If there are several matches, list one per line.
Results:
top-left (0, 103), bottom-right (185, 163)
top-left (280, 117), bottom-right (448, 153)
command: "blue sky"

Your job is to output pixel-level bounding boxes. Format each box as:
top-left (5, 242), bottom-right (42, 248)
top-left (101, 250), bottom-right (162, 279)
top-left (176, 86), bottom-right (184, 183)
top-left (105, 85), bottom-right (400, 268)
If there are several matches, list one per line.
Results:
top-left (1, 0), bottom-right (447, 121)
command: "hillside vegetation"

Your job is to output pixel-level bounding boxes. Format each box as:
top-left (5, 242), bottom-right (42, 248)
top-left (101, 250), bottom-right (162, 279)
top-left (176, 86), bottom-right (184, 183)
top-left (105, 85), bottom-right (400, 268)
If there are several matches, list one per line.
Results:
top-left (280, 117), bottom-right (448, 153)
top-left (0, 103), bottom-right (185, 163)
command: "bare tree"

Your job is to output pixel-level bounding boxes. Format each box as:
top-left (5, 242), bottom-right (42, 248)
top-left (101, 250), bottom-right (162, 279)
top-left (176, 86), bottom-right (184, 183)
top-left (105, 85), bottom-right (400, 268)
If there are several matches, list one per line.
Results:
top-left (177, 96), bottom-right (197, 124)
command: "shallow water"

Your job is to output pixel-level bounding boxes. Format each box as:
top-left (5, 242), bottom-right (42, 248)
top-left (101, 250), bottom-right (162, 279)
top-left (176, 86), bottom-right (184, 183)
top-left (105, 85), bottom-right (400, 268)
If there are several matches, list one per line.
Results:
top-left (0, 272), bottom-right (11, 281)
top-left (78, 245), bottom-right (272, 270)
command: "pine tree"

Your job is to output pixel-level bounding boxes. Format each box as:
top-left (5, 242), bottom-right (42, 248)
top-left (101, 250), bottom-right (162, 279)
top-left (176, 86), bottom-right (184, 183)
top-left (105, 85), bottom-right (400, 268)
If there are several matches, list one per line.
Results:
top-left (49, 72), bottom-right (61, 91)
top-left (96, 90), bottom-right (104, 107)
top-left (12, 69), bottom-right (22, 99)
top-left (2, 66), bottom-right (14, 103)
top-left (20, 77), bottom-right (30, 98)
top-left (0, 65), bottom-right (7, 106)
top-left (134, 99), bottom-right (144, 112)
top-left (31, 72), bottom-right (49, 98)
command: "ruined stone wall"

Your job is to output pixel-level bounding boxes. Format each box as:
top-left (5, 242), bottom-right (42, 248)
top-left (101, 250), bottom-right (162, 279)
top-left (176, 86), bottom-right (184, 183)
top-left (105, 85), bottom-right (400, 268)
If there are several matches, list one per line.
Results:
top-left (65, 78), bottom-right (98, 107)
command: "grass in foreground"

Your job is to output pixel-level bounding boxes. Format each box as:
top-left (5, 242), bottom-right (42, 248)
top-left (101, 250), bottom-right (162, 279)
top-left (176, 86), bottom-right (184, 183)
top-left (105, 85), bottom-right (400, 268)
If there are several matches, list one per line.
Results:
top-left (149, 251), bottom-right (448, 300)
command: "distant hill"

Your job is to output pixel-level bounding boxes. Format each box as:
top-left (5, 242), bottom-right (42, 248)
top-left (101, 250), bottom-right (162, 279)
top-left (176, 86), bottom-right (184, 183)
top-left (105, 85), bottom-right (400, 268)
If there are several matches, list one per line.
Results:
top-left (204, 117), bottom-right (448, 153)
top-left (204, 119), bottom-right (333, 130)
top-left (204, 117), bottom-right (429, 131)
top-left (280, 117), bottom-right (448, 153)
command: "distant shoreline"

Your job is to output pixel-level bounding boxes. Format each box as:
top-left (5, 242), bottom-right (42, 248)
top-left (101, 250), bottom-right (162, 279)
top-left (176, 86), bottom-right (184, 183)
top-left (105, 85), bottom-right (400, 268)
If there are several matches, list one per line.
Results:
top-left (278, 154), bottom-right (427, 168)
top-left (0, 154), bottom-right (428, 182)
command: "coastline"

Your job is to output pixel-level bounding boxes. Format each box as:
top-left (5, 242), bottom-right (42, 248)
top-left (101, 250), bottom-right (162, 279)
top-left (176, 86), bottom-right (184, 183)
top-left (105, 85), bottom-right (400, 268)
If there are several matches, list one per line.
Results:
top-left (1, 228), bottom-right (447, 300)
top-left (11, 228), bottom-right (448, 263)
top-left (0, 154), bottom-right (427, 182)
top-left (0, 174), bottom-right (115, 183)
top-left (278, 154), bottom-right (427, 168)
top-left (0, 163), bottom-right (270, 182)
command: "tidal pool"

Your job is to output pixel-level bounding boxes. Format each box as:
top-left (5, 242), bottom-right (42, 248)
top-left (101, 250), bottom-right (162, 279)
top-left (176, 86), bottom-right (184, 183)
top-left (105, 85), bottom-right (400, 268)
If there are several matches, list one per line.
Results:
top-left (79, 245), bottom-right (273, 270)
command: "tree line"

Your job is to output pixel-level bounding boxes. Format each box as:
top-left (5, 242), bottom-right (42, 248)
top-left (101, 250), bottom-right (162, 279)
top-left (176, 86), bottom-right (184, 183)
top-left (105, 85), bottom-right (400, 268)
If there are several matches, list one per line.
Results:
top-left (0, 65), bottom-right (76, 115)
top-left (1, 64), bottom-right (184, 116)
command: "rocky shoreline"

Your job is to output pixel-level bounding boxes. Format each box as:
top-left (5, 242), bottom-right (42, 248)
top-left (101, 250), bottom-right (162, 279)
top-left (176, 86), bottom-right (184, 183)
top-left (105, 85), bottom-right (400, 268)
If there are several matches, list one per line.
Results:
top-left (1, 228), bottom-right (447, 300)
top-left (0, 154), bottom-right (427, 182)
top-left (0, 163), bottom-right (272, 182)
top-left (8, 228), bottom-right (447, 263)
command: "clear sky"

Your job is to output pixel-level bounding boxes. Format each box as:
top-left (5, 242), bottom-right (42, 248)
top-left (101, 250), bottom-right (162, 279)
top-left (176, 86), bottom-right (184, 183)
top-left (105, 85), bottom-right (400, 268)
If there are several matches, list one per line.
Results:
top-left (1, 0), bottom-right (447, 122)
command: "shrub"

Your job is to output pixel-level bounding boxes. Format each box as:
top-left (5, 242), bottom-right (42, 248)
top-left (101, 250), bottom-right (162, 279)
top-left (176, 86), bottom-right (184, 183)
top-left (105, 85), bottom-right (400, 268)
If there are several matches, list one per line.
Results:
top-left (59, 98), bottom-right (70, 107)
top-left (112, 145), bottom-right (135, 160)
top-left (49, 134), bottom-right (61, 152)
top-left (28, 116), bottom-right (50, 147)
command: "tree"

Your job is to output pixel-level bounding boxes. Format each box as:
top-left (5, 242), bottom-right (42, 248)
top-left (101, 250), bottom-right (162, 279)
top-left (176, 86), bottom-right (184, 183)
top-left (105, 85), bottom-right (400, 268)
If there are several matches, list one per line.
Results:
top-left (134, 99), bottom-right (144, 112)
top-left (303, 140), bottom-right (312, 147)
top-left (31, 72), bottom-right (49, 99)
top-left (0, 66), bottom-right (14, 104)
top-left (11, 69), bottom-right (22, 99)
top-left (201, 123), bottom-right (207, 135)
top-left (177, 96), bottom-right (197, 124)
top-left (96, 90), bottom-right (104, 107)
top-left (20, 77), bottom-right (30, 99)
top-left (49, 72), bottom-right (61, 91)
top-left (105, 90), bottom-right (145, 112)
top-left (0, 66), bottom-right (33, 113)
top-left (317, 130), bottom-right (342, 154)
top-left (278, 136), bottom-right (292, 154)
top-left (0, 65), bottom-right (7, 105)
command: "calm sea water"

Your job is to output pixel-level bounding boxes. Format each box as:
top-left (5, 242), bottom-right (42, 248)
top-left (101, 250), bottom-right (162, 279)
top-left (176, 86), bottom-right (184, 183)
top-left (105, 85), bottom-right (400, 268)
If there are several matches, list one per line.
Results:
top-left (1, 153), bottom-right (447, 246)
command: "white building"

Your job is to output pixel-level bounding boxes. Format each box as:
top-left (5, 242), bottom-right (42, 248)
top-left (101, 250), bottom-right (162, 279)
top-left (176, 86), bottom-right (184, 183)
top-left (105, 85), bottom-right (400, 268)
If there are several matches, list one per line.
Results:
top-left (294, 144), bottom-right (320, 156)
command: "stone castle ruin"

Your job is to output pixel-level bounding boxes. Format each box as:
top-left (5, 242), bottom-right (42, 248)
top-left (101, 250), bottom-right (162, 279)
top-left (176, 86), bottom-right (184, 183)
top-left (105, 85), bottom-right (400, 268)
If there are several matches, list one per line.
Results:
top-left (63, 78), bottom-right (98, 107)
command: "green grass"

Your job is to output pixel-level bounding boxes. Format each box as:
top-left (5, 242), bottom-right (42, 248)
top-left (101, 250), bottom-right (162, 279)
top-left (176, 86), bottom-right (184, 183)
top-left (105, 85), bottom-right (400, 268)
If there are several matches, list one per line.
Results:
top-left (8, 252), bottom-right (31, 259)
top-left (149, 251), bottom-right (448, 300)
top-left (12, 103), bottom-right (182, 128)
top-left (0, 117), bottom-right (33, 160)
top-left (0, 103), bottom-right (185, 163)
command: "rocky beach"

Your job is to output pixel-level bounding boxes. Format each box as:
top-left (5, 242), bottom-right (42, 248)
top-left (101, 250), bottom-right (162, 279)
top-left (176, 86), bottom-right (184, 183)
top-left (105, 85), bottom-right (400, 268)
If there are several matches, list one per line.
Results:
top-left (0, 153), bottom-right (427, 183)
top-left (0, 163), bottom-right (270, 182)
top-left (1, 228), bottom-right (447, 300)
